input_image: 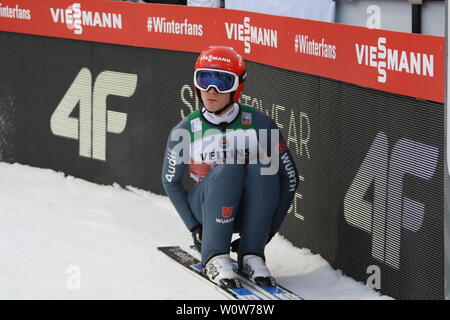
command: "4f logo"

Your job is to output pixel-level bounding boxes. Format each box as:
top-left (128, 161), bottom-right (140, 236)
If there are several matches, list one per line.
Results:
top-left (51, 68), bottom-right (137, 161)
top-left (344, 132), bottom-right (439, 269)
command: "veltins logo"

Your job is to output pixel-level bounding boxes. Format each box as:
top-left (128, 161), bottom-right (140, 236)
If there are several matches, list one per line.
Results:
top-left (225, 17), bottom-right (277, 54)
top-left (49, 3), bottom-right (122, 35)
top-left (355, 37), bottom-right (434, 83)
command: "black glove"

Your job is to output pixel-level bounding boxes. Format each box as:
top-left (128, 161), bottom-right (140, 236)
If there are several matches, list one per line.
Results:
top-left (230, 232), bottom-right (276, 253)
top-left (230, 237), bottom-right (240, 253)
top-left (267, 232), bottom-right (275, 244)
top-left (191, 225), bottom-right (202, 252)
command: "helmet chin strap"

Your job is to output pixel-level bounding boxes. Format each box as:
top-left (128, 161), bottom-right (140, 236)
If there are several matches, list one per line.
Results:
top-left (202, 92), bottom-right (235, 115)
top-left (211, 99), bottom-right (234, 115)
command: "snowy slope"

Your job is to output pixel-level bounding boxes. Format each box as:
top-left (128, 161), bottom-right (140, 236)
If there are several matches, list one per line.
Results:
top-left (0, 162), bottom-right (391, 300)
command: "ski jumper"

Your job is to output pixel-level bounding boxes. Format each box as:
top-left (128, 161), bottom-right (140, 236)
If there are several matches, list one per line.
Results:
top-left (162, 104), bottom-right (299, 265)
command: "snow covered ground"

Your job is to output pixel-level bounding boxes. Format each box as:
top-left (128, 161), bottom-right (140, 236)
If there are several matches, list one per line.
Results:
top-left (0, 162), bottom-right (391, 300)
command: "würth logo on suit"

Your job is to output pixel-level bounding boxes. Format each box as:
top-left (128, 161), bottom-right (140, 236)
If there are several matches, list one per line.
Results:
top-left (222, 207), bottom-right (233, 218)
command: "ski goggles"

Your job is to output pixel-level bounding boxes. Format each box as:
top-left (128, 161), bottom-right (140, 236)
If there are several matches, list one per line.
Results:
top-left (194, 68), bottom-right (244, 93)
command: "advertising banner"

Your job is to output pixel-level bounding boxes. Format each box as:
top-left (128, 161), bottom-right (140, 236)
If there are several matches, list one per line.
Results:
top-left (0, 0), bottom-right (445, 102)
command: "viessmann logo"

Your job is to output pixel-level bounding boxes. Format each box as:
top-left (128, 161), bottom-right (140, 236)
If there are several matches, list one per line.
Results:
top-left (50, 3), bottom-right (122, 35)
top-left (355, 37), bottom-right (434, 83)
top-left (200, 55), bottom-right (231, 64)
top-left (225, 17), bottom-right (278, 54)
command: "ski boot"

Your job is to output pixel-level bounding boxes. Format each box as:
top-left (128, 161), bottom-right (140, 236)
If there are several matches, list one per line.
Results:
top-left (204, 254), bottom-right (241, 289)
top-left (240, 254), bottom-right (276, 287)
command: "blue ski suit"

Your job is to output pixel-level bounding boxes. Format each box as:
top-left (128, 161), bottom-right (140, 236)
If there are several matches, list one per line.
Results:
top-left (162, 104), bottom-right (299, 265)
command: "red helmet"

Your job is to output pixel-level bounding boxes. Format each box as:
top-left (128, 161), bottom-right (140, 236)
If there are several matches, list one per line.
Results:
top-left (194, 46), bottom-right (247, 103)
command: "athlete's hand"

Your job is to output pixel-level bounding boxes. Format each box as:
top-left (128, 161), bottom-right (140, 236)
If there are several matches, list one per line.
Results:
top-left (267, 232), bottom-right (275, 244)
top-left (230, 232), bottom-right (276, 253)
top-left (230, 238), bottom-right (240, 253)
top-left (191, 225), bottom-right (202, 252)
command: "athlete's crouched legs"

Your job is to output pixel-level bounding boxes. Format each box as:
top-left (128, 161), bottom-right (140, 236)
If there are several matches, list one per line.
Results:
top-left (236, 163), bottom-right (280, 265)
top-left (188, 164), bottom-right (246, 264)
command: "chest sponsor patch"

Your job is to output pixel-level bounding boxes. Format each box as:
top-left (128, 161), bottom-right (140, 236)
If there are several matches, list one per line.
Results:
top-left (242, 112), bottom-right (252, 126)
top-left (190, 118), bottom-right (202, 132)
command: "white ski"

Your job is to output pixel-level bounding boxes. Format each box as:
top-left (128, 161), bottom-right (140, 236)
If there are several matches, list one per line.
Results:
top-left (187, 245), bottom-right (304, 300)
top-left (158, 246), bottom-right (269, 300)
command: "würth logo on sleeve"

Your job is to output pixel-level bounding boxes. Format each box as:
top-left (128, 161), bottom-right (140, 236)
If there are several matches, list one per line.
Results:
top-left (49, 3), bottom-right (122, 35)
top-left (277, 139), bottom-right (287, 153)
